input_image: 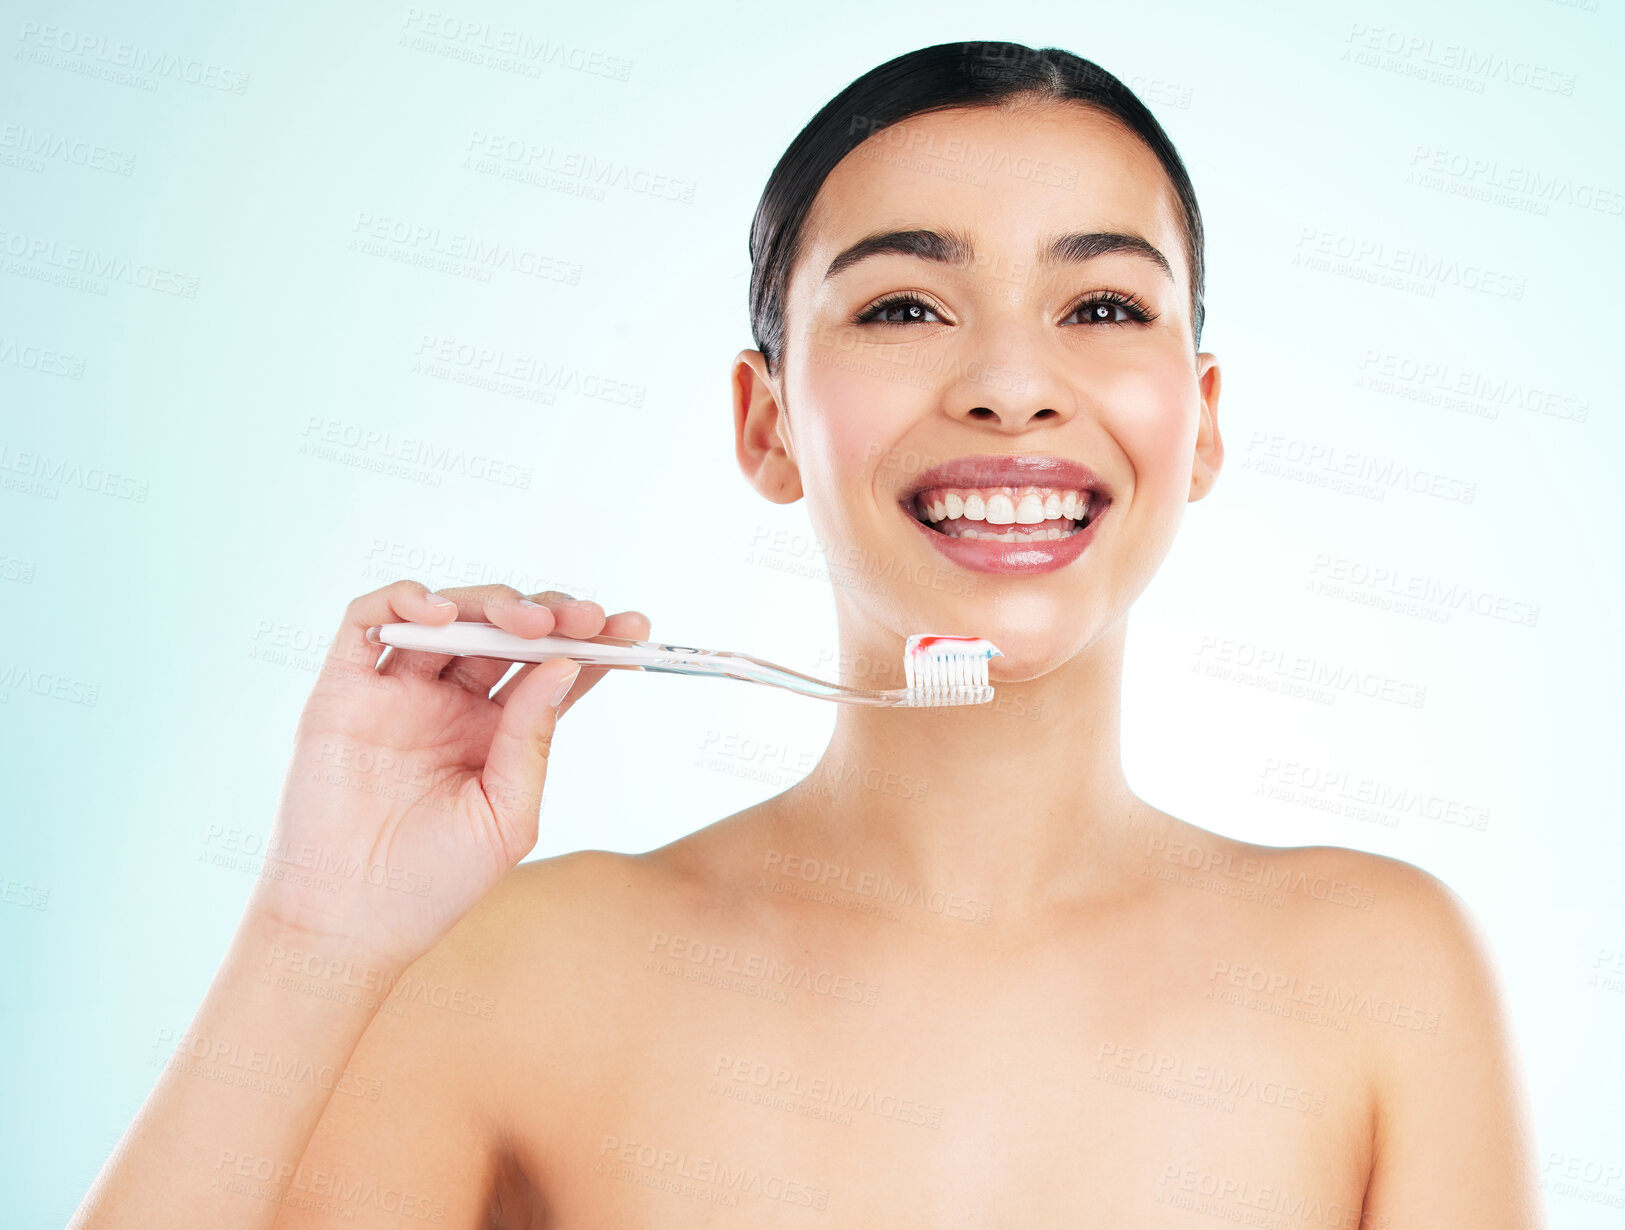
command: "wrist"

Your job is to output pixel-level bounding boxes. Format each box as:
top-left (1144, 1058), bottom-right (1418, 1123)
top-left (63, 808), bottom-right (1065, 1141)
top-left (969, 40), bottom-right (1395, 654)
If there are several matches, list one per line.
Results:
top-left (235, 900), bottom-right (417, 990)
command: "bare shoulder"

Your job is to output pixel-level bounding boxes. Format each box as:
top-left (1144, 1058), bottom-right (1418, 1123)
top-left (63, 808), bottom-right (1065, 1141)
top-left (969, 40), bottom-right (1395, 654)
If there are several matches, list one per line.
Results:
top-left (428, 848), bottom-right (683, 1022)
top-left (374, 850), bottom-right (652, 1018)
top-left (459, 847), bottom-right (665, 947)
top-left (269, 850), bottom-right (683, 1227)
top-left (413, 823), bottom-right (762, 1023)
top-left (330, 847), bottom-right (670, 1075)
top-left (1142, 815), bottom-right (1515, 1056)
top-left (1149, 816), bottom-right (1493, 975)
top-left (1147, 818), bottom-right (1543, 1224)
top-left (1228, 834), bottom-right (1523, 1059)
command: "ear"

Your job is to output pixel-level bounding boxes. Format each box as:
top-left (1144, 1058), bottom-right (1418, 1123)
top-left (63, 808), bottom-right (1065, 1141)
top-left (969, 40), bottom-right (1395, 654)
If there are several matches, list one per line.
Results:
top-left (1188, 351), bottom-right (1223, 502)
top-left (732, 349), bottom-right (803, 504)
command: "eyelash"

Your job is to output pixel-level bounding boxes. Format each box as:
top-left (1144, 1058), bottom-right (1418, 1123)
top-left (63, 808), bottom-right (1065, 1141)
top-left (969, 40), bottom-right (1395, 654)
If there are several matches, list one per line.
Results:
top-left (853, 288), bottom-right (1158, 328)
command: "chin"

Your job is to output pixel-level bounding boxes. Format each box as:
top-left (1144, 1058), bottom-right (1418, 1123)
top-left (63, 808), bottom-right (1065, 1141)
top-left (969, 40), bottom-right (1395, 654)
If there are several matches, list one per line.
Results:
top-left (983, 637), bottom-right (1090, 685)
top-left (903, 595), bottom-right (1111, 686)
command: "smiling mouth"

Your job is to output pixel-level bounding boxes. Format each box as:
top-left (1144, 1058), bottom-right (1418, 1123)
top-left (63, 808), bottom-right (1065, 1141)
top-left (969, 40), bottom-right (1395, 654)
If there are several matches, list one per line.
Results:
top-left (905, 485), bottom-right (1107, 542)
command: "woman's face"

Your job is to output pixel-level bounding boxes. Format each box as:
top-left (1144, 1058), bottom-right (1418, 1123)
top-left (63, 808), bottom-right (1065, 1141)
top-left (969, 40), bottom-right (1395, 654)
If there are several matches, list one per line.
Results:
top-left (739, 99), bottom-right (1222, 681)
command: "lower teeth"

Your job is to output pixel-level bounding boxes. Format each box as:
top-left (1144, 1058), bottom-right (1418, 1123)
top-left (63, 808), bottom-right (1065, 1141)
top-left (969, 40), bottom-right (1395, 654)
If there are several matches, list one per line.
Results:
top-left (939, 520), bottom-right (1085, 542)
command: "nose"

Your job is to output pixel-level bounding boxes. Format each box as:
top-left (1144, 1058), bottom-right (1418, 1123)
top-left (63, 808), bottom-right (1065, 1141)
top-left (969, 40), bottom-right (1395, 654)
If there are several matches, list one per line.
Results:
top-left (960, 400), bottom-right (1060, 429)
top-left (942, 319), bottom-right (1077, 432)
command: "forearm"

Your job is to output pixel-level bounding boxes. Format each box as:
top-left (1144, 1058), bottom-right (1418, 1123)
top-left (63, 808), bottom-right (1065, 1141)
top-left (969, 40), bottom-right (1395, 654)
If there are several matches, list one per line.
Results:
top-left (71, 908), bottom-right (401, 1230)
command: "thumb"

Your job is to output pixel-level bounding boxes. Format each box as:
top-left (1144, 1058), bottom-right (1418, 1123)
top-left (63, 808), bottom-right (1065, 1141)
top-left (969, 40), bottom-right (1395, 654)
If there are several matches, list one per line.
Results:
top-left (480, 658), bottom-right (581, 852)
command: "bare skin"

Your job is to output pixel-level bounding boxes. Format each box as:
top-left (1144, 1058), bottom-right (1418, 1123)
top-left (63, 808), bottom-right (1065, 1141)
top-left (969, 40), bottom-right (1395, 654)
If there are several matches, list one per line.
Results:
top-left (75, 99), bottom-right (1545, 1229)
top-left (266, 821), bottom-right (1535, 1228)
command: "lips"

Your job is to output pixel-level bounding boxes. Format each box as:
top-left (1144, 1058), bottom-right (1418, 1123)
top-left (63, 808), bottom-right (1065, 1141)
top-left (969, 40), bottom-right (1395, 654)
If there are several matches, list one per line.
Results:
top-left (895, 453), bottom-right (1112, 576)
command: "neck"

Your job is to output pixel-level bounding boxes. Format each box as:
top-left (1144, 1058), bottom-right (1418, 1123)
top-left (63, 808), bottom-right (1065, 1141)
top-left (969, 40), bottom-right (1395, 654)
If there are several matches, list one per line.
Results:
top-left (770, 616), bottom-right (1157, 922)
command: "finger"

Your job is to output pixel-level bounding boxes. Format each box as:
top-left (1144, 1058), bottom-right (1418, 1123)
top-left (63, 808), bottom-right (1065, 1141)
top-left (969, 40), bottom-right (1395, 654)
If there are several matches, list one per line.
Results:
top-left (491, 609), bottom-right (650, 711)
top-left (323, 580), bottom-right (458, 684)
top-left (375, 584), bottom-right (557, 683)
top-left (536, 594), bottom-right (608, 640)
top-left (479, 657), bottom-right (582, 858)
top-left (439, 591), bottom-right (604, 695)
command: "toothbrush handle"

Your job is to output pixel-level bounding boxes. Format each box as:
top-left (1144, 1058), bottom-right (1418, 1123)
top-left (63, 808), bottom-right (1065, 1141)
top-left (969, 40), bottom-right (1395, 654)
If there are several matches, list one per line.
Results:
top-left (367, 621), bottom-right (732, 673)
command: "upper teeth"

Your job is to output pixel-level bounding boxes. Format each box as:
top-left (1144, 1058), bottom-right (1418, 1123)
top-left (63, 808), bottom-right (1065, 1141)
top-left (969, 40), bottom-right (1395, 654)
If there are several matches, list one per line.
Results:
top-left (913, 486), bottom-right (1093, 525)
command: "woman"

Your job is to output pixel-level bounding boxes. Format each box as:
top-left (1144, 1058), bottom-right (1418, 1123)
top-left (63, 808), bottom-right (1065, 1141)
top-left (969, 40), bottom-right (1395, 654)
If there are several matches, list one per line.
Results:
top-left (73, 41), bottom-right (1545, 1228)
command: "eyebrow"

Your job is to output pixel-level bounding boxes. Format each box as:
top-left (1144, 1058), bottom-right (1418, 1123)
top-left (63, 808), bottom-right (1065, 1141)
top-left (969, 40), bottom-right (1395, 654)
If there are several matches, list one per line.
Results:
top-left (823, 227), bottom-right (1174, 284)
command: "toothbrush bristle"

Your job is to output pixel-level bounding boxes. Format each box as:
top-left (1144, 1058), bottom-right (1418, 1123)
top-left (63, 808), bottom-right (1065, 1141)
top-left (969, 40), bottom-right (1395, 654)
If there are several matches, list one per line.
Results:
top-left (902, 634), bottom-right (1002, 697)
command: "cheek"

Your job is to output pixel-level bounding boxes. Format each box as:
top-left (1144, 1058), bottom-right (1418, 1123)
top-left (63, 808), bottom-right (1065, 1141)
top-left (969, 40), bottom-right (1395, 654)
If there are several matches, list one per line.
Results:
top-left (787, 342), bottom-right (930, 509)
top-left (1097, 358), bottom-right (1198, 499)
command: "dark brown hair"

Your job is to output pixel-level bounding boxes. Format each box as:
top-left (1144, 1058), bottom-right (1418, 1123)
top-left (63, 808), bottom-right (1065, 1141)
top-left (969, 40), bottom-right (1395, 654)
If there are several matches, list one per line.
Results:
top-left (747, 41), bottom-right (1206, 371)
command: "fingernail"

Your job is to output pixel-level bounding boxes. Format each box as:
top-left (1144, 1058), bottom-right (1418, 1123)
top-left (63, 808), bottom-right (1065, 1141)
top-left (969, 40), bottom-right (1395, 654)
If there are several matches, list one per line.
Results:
top-left (518, 598), bottom-right (543, 608)
top-left (427, 594), bottom-right (456, 608)
top-left (549, 663), bottom-right (581, 707)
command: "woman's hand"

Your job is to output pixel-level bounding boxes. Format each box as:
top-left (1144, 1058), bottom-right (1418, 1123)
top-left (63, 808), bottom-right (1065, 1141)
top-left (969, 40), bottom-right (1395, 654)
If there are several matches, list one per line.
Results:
top-left (249, 580), bottom-right (648, 971)
top-left (70, 580), bottom-right (644, 1230)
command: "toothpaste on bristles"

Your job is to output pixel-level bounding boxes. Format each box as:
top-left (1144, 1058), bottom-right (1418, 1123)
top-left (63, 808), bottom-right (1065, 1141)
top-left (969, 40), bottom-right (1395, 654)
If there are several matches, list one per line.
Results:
top-left (903, 634), bottom-right (1003, 692)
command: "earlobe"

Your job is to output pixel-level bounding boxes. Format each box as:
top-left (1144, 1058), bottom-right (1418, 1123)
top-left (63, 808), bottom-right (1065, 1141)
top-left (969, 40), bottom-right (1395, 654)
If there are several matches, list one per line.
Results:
top-left (1189, 352), bottom-right (1224, 502)
top-left (732, 350), bottom-right (803, 505)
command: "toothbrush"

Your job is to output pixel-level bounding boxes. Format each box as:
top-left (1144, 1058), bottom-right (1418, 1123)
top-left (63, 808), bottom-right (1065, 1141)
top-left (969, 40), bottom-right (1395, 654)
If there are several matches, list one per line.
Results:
top-left (365, 622), bottom-right (1001, 707)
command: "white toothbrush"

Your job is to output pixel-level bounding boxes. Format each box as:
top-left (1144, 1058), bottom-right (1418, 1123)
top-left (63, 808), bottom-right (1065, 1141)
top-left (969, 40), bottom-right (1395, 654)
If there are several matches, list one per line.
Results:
top-left (365, 622), bottom-right (1002, 707)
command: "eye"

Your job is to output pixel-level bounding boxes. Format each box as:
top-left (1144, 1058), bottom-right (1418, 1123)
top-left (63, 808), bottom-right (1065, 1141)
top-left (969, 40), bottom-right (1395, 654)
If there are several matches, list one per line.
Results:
top-left (854, 294), bottom-right (947, 326)
top-left (1065, 291), bottom-right (1158, 327)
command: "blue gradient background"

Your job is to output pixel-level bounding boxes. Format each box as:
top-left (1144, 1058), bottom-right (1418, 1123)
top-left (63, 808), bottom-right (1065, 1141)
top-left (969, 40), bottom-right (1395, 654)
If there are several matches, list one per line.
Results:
top-left (2, 1), bottom-right (1621, 1224)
